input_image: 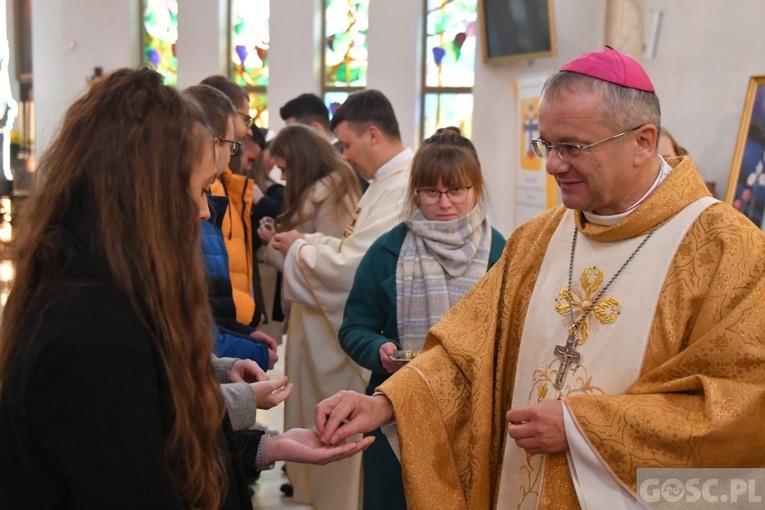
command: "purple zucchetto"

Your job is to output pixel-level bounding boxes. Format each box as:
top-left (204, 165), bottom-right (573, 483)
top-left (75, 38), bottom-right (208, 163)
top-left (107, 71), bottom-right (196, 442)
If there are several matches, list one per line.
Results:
top-left (561, 46), bottom-right (655, 93)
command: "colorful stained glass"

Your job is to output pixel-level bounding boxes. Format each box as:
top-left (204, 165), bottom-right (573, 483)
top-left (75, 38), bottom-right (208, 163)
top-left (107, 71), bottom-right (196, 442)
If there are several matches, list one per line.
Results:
top-left (247, 92), bottom-right (269, 129)
top-left (231, 0), bottom-right (269, 88)
top-left (423, 93), bottom-right (474, 140)
top-left (324, 0), bottom-right (369, 88)
top-left (425, 0), bottom-right (477, 88)
top-left (324, 91), bottom-right (350, 118)
top-left (143, 0), bottom-right (178, 86)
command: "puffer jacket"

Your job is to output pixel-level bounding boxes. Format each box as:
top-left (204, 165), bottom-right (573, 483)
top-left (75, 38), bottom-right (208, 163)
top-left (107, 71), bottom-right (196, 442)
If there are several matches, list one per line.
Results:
top-left (210, 168), bottom-right (257, 327)
top-left (202, 195), bottom-right (269, 370)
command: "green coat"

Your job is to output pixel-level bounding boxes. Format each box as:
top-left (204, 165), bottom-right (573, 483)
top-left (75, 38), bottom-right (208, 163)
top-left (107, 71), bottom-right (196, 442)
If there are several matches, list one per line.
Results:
top-left (339, 221), bottom-right (506, 510)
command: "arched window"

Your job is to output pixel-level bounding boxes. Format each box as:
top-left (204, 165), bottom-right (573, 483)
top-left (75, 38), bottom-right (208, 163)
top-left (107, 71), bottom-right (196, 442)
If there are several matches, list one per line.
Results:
top-left (322, 0), bottom-right (369, 117)
top-left (231, 0), bottom-right (269, 127)
top-left (142, 0), bottom-right (178, 86)
top-left (422, 0), bottom-right (477, 140)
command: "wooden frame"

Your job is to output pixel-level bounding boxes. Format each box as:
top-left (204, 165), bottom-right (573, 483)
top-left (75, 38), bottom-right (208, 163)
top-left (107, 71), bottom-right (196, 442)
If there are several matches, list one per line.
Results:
top-left (478, 0), bottom-right (556, 63)
top-left (725, 75), bottom-right (765, 229)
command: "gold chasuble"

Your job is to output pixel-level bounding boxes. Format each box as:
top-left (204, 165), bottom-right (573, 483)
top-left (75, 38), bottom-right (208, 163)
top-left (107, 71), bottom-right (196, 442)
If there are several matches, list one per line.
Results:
top-left (378, 157), bottom-right (765, 509)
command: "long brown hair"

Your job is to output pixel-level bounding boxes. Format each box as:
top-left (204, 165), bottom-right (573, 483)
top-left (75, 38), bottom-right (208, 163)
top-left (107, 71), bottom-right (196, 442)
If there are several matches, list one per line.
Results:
top-left (0, 67), bottom-right (226, 508)
top-left (270, 124), bottom-right (361, 230)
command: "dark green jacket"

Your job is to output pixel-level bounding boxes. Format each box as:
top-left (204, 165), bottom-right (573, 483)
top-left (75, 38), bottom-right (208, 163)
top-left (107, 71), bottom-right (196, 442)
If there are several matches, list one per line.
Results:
top-left (340, 222), bottom-right (506, 394)
top-left (339, 221), bottom-right (505, 510)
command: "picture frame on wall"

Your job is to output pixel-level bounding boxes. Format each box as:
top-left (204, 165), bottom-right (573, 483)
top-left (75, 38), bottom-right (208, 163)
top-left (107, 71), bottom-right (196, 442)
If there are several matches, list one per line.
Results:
top-left (478, 0), bottom-right (556, 63)
top-left (726, 75), bottom-right (765, 229)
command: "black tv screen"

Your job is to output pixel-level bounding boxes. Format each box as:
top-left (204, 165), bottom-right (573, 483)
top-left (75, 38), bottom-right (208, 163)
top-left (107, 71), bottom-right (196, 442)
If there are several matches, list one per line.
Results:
top-left (480, 0), bottom-right (557, 61)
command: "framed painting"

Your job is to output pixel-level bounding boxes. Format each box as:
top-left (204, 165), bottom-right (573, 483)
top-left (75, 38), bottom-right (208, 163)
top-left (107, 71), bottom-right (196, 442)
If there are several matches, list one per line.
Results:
top-left (726, 75), bottom-right (765, 229)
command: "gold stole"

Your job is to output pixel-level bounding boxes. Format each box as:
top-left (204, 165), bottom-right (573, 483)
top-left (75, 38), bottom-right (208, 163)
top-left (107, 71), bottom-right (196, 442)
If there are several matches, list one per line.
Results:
top-left (497, 198), bottom-right (715, 508)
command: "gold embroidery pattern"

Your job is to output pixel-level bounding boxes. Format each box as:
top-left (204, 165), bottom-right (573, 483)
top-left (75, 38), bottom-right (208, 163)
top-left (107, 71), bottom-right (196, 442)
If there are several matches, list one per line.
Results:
top-left (337, 206), bottom-right (361, 252)
top-left (555, 266), bottom-right (620, 344)
top-left (516, 362), bottom-right (606, 508)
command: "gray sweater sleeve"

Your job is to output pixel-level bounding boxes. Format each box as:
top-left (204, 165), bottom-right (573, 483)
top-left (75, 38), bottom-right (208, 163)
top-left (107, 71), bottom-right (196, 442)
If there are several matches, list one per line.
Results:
top-left (220, 382), bottom-right (258, 431)
top-left (211, 355), bottom-right (258, 430)
top-left (211, 355), bottom-right (237, 382)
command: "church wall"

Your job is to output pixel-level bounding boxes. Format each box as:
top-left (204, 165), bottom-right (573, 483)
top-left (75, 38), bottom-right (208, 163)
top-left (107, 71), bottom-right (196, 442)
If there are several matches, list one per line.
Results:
top-left (12, 0), bottom-right (765, 233)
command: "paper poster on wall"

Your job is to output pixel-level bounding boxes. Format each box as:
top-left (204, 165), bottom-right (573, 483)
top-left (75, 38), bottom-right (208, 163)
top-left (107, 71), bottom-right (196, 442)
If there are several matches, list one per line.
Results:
top-left (514, 72), bottom-right (558, 227)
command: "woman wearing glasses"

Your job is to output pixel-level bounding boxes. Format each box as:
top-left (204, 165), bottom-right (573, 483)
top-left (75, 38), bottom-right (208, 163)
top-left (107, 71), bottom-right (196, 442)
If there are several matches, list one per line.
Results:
top-left (338, 127), bottom-right (506, 510)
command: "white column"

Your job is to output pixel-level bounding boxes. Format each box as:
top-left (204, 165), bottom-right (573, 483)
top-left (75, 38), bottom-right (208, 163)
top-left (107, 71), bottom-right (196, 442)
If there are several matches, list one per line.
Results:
top-left (32, 0), bottom-right (138, 156)
top-left (268, 0), bottom-right (322, 132)
top-left (367, 0), bottom-right (422, 149)
top-left (176, 0), bottom-right (228, 88)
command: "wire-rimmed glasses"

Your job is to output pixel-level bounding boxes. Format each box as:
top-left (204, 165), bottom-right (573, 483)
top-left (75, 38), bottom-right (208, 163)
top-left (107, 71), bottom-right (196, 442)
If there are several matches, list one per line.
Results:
top-left (531, 125), bottom-right (644, 161)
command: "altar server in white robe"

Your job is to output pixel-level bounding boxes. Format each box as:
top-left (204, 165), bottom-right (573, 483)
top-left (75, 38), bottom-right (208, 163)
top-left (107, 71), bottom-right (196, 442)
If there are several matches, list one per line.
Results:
top-left (270, 89), bottom-right (414, 510)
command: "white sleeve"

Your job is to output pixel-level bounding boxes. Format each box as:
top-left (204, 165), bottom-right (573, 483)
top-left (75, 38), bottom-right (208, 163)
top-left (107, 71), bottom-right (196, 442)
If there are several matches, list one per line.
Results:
top-left (562, 401), bottom-right (635, 510)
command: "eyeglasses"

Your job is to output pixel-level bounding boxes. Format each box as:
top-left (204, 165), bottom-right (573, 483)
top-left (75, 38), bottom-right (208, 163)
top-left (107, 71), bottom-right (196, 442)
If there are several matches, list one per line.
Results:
top-left (218, 138), bottom-right (242, 156)
top-left (530, 125), bottom-right (644, 161)
top-left (237, 111), bottom-right (255, 128)
top-left (416, 186), bottom-right (472, 205)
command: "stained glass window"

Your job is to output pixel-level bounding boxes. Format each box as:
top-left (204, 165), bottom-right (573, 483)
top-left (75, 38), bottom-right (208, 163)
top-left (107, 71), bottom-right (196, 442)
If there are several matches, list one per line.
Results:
top-left (323, 0), bottom-right (369, 115)
top-left (423, 93), bottom-right (474, 141)
top-left (324, 91), bottom-right (350, 119)
top-left (231, 0), bottom-right (270, 128)
top-left (246, 92), bottom-right (269, 129)
top-left (143, 0), bottom-right (178, 86)
top-left (422, 0), bottom-right (477, 140)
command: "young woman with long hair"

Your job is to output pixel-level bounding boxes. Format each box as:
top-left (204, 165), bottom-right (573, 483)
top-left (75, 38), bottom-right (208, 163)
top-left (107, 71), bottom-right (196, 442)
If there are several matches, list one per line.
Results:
top-left (268, 124), bottom-right (361, 233)
top-left (256, 124), bottom-right (362, 503)
top-left (0, 67), bottom-right (230, 509)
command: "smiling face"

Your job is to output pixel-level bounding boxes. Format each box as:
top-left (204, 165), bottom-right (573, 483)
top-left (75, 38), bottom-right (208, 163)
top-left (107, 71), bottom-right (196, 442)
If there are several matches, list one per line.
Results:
top-left (538, 86), bottom-right (651, 215)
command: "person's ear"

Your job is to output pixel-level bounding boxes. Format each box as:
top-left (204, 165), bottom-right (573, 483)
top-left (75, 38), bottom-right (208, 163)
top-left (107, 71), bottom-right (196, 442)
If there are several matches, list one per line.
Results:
top-left (633, 124), bottom-right (658, 167)
top-left (367, 125), bottom-right (381, 146)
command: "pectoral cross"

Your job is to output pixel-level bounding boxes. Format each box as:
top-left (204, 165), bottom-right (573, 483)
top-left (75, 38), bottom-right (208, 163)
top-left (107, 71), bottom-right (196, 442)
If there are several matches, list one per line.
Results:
top-left (553, 333), bottom-right (582, 390)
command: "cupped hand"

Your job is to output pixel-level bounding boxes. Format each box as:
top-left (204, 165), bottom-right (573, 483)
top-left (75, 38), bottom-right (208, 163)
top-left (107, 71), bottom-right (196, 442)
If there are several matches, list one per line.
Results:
top-left (266, 428), bottom-right (375, 466)
top-left (252, 375), bottom-right (293, 410)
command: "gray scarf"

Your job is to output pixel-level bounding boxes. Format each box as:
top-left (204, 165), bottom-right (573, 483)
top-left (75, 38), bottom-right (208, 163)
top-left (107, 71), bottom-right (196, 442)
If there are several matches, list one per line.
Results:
top-left (396, 204), bottom-right (491, 351)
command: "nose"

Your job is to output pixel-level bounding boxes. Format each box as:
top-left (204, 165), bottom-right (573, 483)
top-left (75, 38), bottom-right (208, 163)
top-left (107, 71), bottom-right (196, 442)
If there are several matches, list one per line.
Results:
top-left (437, 192), bottom-right (453, 206)
top-left (544, 149), bottom-right (569, 175)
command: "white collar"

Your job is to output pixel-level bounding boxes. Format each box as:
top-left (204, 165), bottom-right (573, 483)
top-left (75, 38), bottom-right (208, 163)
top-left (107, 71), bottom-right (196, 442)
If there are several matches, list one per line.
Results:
top-left (584, 156), bottom-right (673, 226)
top-left (373, 148), bottom-right (414, 181)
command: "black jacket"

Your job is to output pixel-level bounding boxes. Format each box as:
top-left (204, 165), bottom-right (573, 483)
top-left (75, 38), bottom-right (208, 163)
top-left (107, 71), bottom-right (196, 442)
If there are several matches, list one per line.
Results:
top-left (0, 250), bottom-right (252, 509)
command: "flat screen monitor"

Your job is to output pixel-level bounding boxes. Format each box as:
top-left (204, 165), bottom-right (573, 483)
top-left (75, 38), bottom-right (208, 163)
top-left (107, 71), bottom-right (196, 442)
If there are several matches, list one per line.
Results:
top-left (479, 0), bottom-right (557, 62)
